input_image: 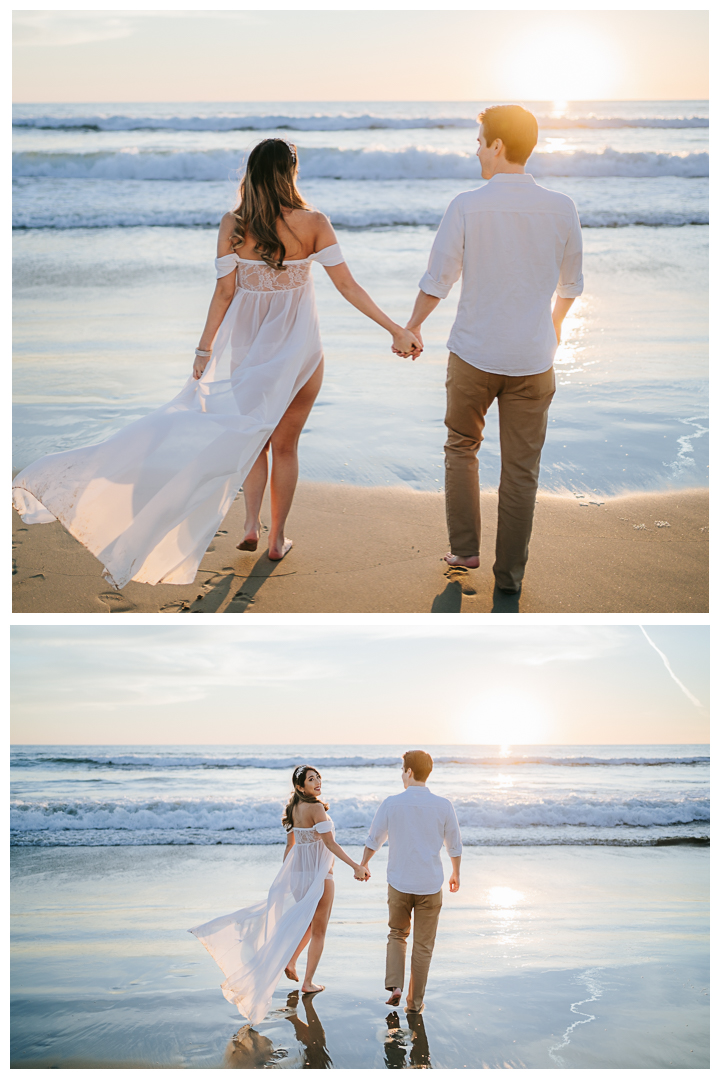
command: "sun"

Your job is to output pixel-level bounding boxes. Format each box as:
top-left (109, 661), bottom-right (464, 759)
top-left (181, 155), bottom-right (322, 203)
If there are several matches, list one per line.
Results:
top-left (505, 27), bottom-right (620, 102)
top-left (458, 691), bottom-right (549, 745)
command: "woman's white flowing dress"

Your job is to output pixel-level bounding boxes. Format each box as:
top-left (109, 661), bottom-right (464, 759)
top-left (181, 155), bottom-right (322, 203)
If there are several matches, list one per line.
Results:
top-left (11, 243), bottom-right (345, 588)
top-left (189, 820), bottom-right (335, 1025)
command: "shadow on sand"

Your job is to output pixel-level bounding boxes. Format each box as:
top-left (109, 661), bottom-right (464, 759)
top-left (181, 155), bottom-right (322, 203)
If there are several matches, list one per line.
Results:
top-left (491, 585), bottom-right (521, 613)
top-left (189, 553), bottom-right (287, 613)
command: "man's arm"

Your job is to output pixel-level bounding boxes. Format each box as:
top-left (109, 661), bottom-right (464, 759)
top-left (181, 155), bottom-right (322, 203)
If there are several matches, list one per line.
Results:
top-left (552, 296), bottom-right (575, 343)
top-left (444, 802), bottom-right (463, 892)
top-left (554, 202), bottom-right (584, 343)
top-left (360, 801), bottom-right (388, 872)
top-left (402, 198), bottom-right (464, 350)
top-left (404, 291), bottom-right (441, 350)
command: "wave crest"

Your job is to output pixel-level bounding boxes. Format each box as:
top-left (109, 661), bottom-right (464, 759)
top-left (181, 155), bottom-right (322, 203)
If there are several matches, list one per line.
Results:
top-left (12, 146), bottom-right (709, 182)
top-left (12, 112), bottom-right (709, 133)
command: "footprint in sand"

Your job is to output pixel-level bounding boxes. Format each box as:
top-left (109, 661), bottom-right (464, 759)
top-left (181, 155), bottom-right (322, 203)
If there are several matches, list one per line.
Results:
top-left (98, 591), bottom-right (137, 613)
top-left (159, 600), bottom-right (191, 612)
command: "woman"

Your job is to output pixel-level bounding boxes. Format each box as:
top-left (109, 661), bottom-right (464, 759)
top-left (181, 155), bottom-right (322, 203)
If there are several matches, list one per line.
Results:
top-left (189, 765), bottom-right (369, 1025)
top-left (12, 139), bottom-right (420, 588)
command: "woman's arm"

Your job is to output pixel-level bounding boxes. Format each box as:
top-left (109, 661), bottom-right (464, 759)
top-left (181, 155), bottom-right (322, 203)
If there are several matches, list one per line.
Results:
top-left (312, 215), bottom-right (421, 358)
top-left (282, 831), bottom-right (295, 862)
top-left (308, 804), bottom-right (369, 879)
top-left (319, 832), bottom-right (370, 879)
top-left (192, 214), bottom-right (238, 380)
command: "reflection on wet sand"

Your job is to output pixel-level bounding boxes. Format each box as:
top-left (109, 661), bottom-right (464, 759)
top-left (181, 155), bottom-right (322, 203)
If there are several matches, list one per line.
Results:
top-left (223, 1024), bottom-right (285, 1069)
top-left (384, 1010), bottom-right (431, 1069)
top-left (285, 990), bottom-right (333, 1069)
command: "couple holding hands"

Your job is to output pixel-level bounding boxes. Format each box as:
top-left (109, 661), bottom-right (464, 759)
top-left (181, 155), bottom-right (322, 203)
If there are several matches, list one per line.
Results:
top-left (190, 751), bottom-right (462, 1024)
top-left (13, 104), bottom-right (582, 596)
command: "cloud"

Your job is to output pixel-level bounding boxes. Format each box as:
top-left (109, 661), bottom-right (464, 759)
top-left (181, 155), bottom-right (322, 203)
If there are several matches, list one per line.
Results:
top-left (13, 13), bottom-right (136, 48)
top-left (13, 10), bottom-right (257, 48)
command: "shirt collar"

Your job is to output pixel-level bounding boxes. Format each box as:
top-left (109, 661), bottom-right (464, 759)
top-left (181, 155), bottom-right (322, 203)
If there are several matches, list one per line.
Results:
top-left (488, 173), bottom-right (536, 184)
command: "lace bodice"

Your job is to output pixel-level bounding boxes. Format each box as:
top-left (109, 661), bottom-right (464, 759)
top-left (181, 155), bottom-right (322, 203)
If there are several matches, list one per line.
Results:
top-left (291, 818), bottom-right (334, 845)
top-left (215, 243), bottom-right (344, 293)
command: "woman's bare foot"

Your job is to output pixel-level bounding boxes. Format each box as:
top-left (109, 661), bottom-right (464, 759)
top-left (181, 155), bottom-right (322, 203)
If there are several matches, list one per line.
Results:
top-left (284, 965), bottom-right (299, 982)
top-left (385, 988), bottom-right (402, 1006)
top-left (268, 538), bottom-right (293, 561)
top-left (443, 552), bottom-right (480, 569)
top-left (237, 524), bottom-right (261, 551)
top-left (301, 982), bottom-right (324, 994)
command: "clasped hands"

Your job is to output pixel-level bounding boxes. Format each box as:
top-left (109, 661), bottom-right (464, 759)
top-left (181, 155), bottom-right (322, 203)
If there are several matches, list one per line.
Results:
top-left (391, 325), bottom-right (423, 360)
top-left (354, 864), bottom-right (371, 882)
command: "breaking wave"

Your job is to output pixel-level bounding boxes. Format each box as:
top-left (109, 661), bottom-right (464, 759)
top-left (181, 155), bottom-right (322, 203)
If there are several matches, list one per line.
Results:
top-left (12, 146), bottom-right (709, 182)
top-left (10, 751), bottom-right (709, 770)
top-left (12, 112), bottom-right (709, 133)
top-left (9, 794), bottom-right (710, 833)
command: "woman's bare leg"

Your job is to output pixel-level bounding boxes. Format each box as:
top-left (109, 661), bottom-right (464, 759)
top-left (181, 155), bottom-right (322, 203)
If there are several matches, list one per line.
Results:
top-left (302, 876), bottom-right (334, 993)
top-left (285, 925), bottom-right (312, 980)
top-left (267, 360), bottom-right (324, 560)
top-left (238, 441), bottom-right (270, 548)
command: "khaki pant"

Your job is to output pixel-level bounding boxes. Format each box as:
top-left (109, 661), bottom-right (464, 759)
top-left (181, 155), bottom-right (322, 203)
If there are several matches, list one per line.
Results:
top-left (385, 884), bottom-right (443, 1012)
top-left (444, 351), bottom-right (556, 592)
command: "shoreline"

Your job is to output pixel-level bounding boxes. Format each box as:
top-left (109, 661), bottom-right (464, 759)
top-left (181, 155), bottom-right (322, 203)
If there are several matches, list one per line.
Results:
top-left (12, 482), bottom-right (708, 613)
top-left (11, 844), bottom-right (709, 1069)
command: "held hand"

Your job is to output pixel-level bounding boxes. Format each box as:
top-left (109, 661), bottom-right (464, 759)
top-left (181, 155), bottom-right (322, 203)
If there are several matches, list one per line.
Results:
top-left (193, 354), bottom-right (210, 380)
top-left (354, 864), bottom-right (370, 881)
top-left (448, 873), bottom-right (460, 893)
top-left (391, 327), bottom-right (423, 359)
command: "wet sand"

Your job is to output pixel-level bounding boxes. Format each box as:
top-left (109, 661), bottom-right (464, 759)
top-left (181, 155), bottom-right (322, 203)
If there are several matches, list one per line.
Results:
top-left (12, 482), bottom-right (708, 613)
top-left (10, 844), bottom-right (709, 1069)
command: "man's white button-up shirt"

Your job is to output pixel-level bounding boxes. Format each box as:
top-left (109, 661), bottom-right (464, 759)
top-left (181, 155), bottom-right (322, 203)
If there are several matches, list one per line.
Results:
top-left (419, 173), bottom-right (584, 376)
top-left (365, 785), bottom-right (462, 895)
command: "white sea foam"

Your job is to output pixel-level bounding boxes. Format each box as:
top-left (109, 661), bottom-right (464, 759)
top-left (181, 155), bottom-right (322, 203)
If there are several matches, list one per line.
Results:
top-left (12, 113), bottom-right (710, 132)
top-left (9, 795), bottom-right (710, 833)
top-left (12, 146), bottom-right (709, 182)
top-left (10, 752), bottom-right (709, 770)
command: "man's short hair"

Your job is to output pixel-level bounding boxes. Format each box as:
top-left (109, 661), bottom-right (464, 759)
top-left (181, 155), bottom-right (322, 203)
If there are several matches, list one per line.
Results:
top-left (477, 104), bottom-right (538, 166)
top-left (403, 750), bottom-right (433, 782)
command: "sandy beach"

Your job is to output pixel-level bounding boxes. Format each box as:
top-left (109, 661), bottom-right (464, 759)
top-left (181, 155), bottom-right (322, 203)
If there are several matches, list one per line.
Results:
top-left (10, 843), bottom-right (709, 1069)
top-left (12, 482), bottom-right (708, 613)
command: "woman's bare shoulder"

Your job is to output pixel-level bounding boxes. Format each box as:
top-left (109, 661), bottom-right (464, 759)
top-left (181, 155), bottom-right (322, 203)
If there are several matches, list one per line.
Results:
top-left (217, 212), bottom-right (239, 256)
top-left (309, 802), bottom-right (329, 823)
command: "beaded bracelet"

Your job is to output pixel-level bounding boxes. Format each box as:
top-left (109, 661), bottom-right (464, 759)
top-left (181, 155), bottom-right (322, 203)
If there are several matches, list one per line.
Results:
top-left (194, 349), bottom-right (212, 357)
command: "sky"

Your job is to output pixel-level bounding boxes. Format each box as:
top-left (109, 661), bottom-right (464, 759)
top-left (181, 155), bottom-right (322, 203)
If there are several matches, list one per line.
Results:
top-left (12, 8), bottom-right (708, 103)
top-left (10, 625), bottom-right (709, 746)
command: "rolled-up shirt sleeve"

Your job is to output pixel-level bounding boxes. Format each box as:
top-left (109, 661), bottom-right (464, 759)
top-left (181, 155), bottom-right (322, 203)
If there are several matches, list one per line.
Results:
top-left (557, 203), bottom-right (584, 298)
top-left (418, 197), bottom-right (465, 299)
top-left (365, 799), bottom-right (389, 851)
top-left (443, 802), bottom-right (463, 858)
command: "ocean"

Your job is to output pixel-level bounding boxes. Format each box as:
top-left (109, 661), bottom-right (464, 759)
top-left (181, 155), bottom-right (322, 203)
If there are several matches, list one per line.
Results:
top-left (10, 743), bottom-right (709, 850)
top-left (12, 100), bottom-right (708, 495)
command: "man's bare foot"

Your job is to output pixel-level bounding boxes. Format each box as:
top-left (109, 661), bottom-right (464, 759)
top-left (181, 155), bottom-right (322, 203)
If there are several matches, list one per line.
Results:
top-left (385, 988), bottom-right (402, 1006)
top-left (268, 538), bottom-right (293, 561)
top-left (301, 982), bottom-right (324, 994)
top-left (284, 965), bottom-right (299, 982)
top-left (443, 552), bottom-right (480, 569)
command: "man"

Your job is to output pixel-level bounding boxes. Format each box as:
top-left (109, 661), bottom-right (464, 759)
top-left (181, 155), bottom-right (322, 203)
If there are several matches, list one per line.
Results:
top-left (402, 104), bottom-right (584, 595)
top-left (361, 750), bottom-right (462, 1013)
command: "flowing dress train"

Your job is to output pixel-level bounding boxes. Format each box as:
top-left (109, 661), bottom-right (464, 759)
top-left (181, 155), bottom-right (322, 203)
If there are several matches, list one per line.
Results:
top-left (189, 820), bottom-right (335, 1025)
top-left (11, 243), bottom-right (345, 588)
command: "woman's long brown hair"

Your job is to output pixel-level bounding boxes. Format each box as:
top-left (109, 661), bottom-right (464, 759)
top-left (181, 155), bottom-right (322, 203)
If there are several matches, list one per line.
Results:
top-left (282, 764), bottom-right (329, 832)
top-left (230, 139), bottom-right (309, 270)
